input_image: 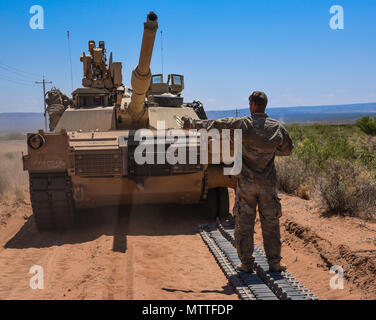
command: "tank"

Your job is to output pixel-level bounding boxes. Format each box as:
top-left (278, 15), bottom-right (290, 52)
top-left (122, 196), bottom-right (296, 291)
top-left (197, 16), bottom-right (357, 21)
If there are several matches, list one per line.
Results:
top-left (23, 12), bottom-right (237, 231)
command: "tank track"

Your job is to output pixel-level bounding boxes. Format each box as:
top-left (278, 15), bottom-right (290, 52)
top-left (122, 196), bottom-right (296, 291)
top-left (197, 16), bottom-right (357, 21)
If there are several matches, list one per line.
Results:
top-left (29, 172), bottom-right (75, 231)
top-left (200, 225), bottom-right (276, 300)
top-left (215, 219), bottom-right (318, 300)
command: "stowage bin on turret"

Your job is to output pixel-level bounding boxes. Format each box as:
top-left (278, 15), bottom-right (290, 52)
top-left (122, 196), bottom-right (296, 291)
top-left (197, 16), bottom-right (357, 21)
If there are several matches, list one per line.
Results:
top-left (80, 40), bottom-right (122, 89)
top-left (23, 11), bottom-right (236, 231)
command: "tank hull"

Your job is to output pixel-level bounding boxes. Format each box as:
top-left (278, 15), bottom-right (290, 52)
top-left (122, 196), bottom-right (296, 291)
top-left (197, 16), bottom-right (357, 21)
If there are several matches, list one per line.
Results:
top-left (23, 130), bottom-right (236, 210)
top-left (71, 172), bottom-right (204, 208)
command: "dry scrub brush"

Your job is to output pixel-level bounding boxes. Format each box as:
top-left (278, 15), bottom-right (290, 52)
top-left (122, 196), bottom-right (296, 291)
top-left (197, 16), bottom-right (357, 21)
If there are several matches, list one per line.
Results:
top-left (319, 160), bottom-right (376, 219)
top-left (278, 123), bottom-right (376, 219)
top-left (0, 162), bottom-right (10, 197)
top-left (275, 156), bottom-right (317, 200)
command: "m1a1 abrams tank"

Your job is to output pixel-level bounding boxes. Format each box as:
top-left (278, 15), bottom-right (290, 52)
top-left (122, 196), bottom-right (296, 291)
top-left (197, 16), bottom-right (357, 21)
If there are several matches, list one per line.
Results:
top-left (23, 11), bottom-right (237, 231)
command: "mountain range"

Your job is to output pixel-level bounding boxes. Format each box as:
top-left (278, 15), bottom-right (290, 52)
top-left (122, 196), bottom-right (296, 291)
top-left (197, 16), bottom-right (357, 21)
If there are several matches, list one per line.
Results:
top-left (1, 102), bottom-right (376, 135)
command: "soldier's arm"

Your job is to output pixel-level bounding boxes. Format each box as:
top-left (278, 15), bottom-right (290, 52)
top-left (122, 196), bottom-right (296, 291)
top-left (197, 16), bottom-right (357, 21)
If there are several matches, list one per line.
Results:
top-left (275, 125), bottom-right (294, 156)
top-left (183, 117), bottom-right (243, 130)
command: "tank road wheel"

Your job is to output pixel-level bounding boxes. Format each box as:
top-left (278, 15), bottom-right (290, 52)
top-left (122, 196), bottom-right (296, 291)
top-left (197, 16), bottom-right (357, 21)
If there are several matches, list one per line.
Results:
top-left (203, 188), bottom-right (230, 220)
top-left (29, 172), bottom-right (75, 231)
top-left (204, 189), bottom-right (218, 220)
top-left (216, 187), bottom-right (230, 219)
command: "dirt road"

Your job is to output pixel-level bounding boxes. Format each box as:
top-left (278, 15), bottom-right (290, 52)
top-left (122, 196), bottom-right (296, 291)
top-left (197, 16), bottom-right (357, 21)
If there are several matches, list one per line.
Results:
top-left (0, 199), bottom-right (236, 300)
top-left (1, 147), bottom-right (375, 301)
top-left (1, 191), bottom-right (375, 300)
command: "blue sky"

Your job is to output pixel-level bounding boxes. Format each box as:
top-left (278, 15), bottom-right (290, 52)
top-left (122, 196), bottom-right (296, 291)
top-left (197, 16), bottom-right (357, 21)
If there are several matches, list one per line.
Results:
top-left (0, 0), bottom-right (375, 112)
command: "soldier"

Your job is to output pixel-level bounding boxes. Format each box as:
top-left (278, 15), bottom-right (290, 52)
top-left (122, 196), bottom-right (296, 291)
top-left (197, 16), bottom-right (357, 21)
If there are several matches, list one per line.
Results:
top-left (182, 91), bottom-right (293, 273)
top-left (45, 87), bottom-right (73, 131)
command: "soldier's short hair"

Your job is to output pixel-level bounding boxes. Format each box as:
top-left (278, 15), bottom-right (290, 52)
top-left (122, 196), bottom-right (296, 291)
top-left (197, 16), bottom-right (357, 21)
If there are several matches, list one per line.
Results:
top-left (249, 91), bottom-right (268, 110)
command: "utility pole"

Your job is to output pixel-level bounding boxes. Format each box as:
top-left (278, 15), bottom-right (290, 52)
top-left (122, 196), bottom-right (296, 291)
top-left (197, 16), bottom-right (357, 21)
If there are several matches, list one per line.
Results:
top-left (35, 75), bottom-right (52, 131)
top-left (160, 30), bottom-right (164, 75)
top-left (235, 108), bottom-right (239, 118)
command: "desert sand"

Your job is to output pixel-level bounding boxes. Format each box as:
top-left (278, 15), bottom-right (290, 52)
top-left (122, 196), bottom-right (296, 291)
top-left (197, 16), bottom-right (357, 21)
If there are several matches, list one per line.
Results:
top-left (0, 201), bottom-right (237, 300)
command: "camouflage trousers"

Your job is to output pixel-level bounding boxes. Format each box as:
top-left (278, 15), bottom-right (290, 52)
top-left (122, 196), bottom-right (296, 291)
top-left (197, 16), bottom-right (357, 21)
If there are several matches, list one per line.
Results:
top-left (233, 177), bottom-right (282, 268)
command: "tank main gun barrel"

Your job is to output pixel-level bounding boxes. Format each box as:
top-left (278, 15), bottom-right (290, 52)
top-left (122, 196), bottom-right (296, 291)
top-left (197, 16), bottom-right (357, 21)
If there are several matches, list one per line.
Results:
top-left (129, 11), bottom-right (158, 121)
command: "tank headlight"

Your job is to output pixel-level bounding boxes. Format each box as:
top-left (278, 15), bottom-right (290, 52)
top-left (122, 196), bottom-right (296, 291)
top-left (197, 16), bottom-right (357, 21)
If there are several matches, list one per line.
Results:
top-left (27, 134), bottom-right (45, 150)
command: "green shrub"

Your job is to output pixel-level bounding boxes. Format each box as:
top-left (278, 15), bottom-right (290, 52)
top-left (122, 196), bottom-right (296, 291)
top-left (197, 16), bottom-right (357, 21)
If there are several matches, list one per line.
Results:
top-left (279, 123), bottom-right (376, 218)
top-left (295, 135), bottom-right (356, 168)
top-left (356, 116), bottom-right (376, 135)
top-left (356, 144), bottom-right (376, 176)
top-left (285, 123), bottom-right (375, 175)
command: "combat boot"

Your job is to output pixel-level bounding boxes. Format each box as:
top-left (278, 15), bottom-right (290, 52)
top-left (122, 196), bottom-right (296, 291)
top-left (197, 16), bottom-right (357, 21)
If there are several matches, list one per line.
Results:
top-left (269, 261), bottom-right (287, 272)
top-left (236, 263), bottom-right (254, 273)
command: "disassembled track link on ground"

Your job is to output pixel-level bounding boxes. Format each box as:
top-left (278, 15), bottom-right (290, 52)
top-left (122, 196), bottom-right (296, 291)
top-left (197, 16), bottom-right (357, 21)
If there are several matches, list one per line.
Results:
top-left (200, 225), bottom-right (277, 300)
top-left (200, 226), bottom-right (257, 300)
top-left (216, 219), bottom-right (318, 300)
top-left (200, 221), bottom-right (318, 300)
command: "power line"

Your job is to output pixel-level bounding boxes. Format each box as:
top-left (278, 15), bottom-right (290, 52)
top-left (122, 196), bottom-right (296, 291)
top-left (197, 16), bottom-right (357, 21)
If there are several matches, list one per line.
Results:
top-left (0, 65), bottom-right (36, 81)
top-left (0, 61), bottom-right (41, 78)
top-left (0, 75), bottom-right (37, 87)
top-left (0, 69), bottom-right (37, 83)
top-left (35, 75), bottom-right (53, 131)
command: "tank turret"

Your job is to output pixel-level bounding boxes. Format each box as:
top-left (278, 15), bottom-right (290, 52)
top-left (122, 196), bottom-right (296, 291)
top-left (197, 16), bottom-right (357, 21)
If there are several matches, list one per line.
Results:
top-left (128, 11), bottom-right (158, 122)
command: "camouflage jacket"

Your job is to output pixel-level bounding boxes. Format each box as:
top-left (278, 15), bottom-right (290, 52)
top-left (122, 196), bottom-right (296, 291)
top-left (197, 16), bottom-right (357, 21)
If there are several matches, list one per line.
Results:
top-left (183, 113), bottom-right (294, 185)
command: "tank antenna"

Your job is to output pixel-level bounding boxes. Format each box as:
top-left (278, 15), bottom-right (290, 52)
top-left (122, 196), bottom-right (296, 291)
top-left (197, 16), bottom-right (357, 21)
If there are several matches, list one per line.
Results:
top-left (160, 30), bottom-right (164, 75)
top-left (67, 30), bottom-right (74, 92)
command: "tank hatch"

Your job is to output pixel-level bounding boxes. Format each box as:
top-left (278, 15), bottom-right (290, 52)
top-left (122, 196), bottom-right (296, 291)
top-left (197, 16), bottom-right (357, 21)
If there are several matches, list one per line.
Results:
top-left (147, 74), bottom-right (184, 107)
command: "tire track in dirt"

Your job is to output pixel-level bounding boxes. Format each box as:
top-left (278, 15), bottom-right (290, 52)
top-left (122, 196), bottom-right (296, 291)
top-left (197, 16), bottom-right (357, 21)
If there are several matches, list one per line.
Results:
top-left (282, 219), bottom-right (376, 299)
top-left (0, 201), bottom-right (236, 300)
top-left (124, 243), bottom-right (134, 300)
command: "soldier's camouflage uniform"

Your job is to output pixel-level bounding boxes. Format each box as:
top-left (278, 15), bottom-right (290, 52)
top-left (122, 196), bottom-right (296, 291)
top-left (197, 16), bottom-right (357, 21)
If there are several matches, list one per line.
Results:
top-left (183, 113), bottom-right (294, 268)
top-left (45, 88), bottom-right (73, 131)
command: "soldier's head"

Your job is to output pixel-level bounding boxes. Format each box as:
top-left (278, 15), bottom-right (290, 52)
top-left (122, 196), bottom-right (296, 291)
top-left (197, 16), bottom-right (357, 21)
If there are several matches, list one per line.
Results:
top-left (249, 91), bottom-right (268, 114)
